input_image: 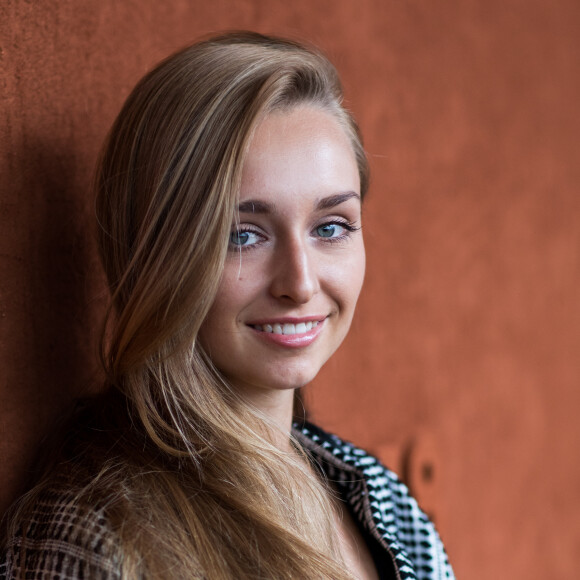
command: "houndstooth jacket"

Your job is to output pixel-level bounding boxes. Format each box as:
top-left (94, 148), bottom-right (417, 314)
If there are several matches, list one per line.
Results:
top-left (0, 422), bottom-right (454, 580)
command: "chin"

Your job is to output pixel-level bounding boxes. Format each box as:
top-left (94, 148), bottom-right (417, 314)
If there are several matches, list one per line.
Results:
top-left (232, 363), bottom-right (322, 394)
top-left (260, 371), bottom-right (318, 391)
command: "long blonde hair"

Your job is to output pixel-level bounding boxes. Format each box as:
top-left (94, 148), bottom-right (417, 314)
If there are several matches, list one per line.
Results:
top-left (17, 32), bottom-right (370, 579)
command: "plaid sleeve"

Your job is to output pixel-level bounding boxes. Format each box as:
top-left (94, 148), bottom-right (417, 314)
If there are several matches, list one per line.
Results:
top-left (1, 487), bottom-right (121, 580)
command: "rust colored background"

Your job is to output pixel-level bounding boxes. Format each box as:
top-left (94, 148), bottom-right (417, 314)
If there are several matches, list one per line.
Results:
top-left (1, 1), bottom-right (579, 578)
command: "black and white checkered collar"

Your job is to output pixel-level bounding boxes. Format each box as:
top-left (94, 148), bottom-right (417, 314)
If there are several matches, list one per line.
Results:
top-left (292, 421), bottom-right (454, 580)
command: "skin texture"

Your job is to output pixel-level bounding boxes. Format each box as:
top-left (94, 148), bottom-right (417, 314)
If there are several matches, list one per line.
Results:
top-left (200, 106), bottom-right (376, 579)
top-left (199, 105), bottom-right (366, 431)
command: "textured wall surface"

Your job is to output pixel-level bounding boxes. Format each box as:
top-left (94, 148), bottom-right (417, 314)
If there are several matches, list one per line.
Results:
top-left (1, 1), bottom-right (579, 578)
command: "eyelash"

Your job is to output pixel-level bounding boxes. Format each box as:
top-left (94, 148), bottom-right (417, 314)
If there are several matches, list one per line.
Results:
top-left (228, 219), bottom-right (361, 252)
top-left (318, 219), bottom-right (360, 243)
top-left (228, 227), bottom-right (265, 251)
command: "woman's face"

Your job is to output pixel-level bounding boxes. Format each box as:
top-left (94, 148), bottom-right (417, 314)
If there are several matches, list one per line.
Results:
top-left (199, 105), bottom-right (365, 407)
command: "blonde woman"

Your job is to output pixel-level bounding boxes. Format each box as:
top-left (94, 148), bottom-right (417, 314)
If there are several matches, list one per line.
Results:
top-left (0, 32), bottom-right (454, 580)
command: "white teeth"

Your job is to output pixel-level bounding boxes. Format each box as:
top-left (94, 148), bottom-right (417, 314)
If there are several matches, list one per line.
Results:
top-left (253, 321), bottom-right (319, 335)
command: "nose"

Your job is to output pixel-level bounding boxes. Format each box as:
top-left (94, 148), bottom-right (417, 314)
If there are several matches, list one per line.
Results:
top-left (269, 237), bottom-right (319, 304)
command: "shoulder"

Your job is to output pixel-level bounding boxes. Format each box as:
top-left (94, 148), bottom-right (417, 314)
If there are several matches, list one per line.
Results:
top-left (294, 421), bottom-right (455, 580)
top-left (1, 480), bottom-right (121, 580)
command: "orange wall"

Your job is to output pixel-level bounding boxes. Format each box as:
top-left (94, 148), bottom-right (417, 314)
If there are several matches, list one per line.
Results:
top-left (1, 2), bottom-right (579, 578)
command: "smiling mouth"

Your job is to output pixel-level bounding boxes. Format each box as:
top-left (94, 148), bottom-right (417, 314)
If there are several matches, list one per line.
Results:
top-left (251, 321), bottom-right (320, 335)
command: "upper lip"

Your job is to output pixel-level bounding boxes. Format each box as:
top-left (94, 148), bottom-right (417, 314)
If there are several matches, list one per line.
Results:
top-left (246, 315), bottom-right (327, 326)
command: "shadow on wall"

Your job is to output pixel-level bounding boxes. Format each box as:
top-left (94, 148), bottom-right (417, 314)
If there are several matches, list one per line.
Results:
top-left (0, 133), bottom-right (107, 513)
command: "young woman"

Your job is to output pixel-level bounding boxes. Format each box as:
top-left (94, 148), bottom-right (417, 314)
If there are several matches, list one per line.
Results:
top-left (0, 32), bottom-right (454, 580)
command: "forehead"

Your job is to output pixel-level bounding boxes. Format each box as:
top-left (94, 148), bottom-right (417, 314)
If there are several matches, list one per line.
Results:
top-left (240, 106), bottom-right (360, 203)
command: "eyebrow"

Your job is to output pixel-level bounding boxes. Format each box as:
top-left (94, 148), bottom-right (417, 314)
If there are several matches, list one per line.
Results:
top-left (315, 191), bottom-right (360, 210)
top-left (237, 191), bottom-right (360, 214)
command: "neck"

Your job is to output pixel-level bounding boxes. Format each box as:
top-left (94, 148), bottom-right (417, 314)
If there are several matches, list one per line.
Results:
top-left (234, 383), bottom-right (297, 451)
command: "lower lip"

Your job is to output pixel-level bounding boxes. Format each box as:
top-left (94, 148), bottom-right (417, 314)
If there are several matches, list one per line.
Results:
top-left (249, 320), bottom-right (325, 349)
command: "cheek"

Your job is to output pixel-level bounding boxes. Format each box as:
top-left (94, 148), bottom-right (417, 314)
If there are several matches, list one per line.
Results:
top-left (331, 244), bottom-right (366, 306)
top-left (353, 242), bottom-right (366, 289)
top-left (202, 263), bottom-right (262, 328)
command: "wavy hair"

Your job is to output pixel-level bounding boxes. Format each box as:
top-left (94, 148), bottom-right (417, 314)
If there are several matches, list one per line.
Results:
top-left (13, 32), bottom-right (370, 579)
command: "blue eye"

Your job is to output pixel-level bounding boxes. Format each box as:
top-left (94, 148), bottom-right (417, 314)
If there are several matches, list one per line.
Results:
top-left (229, 229), bottom-right (262, 248)
top-left (230, 231), bottom-right (250, 245)
top-left (314, 220), bottom-right (359, 242)
top-left (316, 224), bottom-right (339, 238)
